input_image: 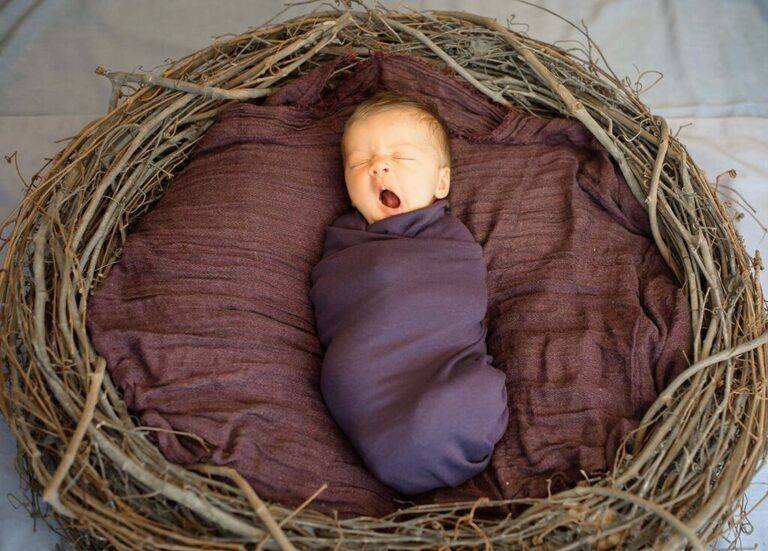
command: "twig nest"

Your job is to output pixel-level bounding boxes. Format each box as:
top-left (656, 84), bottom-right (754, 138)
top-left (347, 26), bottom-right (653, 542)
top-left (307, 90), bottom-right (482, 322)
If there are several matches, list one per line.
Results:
top-left (1, 6), bottom-right (766, 549)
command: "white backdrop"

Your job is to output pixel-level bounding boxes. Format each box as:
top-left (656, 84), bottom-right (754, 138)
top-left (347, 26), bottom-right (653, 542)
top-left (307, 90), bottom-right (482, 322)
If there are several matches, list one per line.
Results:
top-left (1, 1), bottom-right (767, 549)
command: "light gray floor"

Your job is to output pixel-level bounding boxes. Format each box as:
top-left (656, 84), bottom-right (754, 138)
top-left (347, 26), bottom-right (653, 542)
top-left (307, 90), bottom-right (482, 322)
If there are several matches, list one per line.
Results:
top-left (1, 1), bottom-right (767, 549)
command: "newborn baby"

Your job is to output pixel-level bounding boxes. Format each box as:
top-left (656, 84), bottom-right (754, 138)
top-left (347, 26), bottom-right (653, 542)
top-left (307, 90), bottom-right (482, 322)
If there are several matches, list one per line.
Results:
top-left (310, 90), bottom-right (509, 494)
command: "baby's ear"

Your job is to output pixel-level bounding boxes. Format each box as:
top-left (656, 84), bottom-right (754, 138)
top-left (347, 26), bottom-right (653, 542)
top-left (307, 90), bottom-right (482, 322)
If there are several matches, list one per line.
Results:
top-left (435, 166), bottom-right (451, 199)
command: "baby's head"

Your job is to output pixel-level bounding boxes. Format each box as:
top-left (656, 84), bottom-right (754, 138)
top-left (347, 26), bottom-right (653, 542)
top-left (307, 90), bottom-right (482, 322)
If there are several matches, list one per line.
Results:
top-left (341, 90), bottom-right (452, 224)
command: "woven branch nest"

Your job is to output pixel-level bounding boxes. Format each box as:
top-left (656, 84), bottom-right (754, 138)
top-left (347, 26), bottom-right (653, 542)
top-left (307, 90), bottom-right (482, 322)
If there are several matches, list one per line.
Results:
top-left (1, 4), bottom-right (767, 550)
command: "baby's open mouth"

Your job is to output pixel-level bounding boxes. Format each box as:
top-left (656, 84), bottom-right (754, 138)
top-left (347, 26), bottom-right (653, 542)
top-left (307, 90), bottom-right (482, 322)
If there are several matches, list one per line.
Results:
top-left (379, 189), bottom-right (401, 209)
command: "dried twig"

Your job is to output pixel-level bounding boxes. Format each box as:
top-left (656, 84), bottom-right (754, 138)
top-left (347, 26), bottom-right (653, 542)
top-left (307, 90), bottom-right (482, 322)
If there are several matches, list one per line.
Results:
top-left (190, 464), bottom-right (297, 551)
top-left (96, 66), bottom-right (274, 101)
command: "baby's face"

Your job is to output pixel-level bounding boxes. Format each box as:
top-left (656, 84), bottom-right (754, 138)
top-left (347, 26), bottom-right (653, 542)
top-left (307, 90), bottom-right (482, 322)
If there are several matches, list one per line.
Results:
top-left (342, 108), bottom-right (450, 225)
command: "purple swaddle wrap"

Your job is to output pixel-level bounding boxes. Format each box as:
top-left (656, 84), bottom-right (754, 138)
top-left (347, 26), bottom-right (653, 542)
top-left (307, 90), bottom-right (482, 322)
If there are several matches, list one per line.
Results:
top-left (310, 199), bottom-right (509, 494)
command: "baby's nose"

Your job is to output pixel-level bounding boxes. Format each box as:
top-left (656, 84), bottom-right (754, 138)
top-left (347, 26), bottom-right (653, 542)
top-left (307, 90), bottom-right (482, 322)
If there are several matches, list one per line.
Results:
top-left (369, 158), bottom-right (390, 175)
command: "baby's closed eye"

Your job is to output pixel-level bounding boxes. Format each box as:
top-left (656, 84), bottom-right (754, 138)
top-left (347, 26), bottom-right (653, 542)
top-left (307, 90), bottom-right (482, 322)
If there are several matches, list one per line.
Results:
top-left (348, 156), bottom-right (413, 168)
top-left (346, 156), bottom-right (375, 169)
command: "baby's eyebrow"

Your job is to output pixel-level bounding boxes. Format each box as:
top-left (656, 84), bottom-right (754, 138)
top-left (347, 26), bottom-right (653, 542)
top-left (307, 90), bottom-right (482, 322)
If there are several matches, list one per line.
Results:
top-left (390, 143), bottom-right (424, 150)
top-left (344, 142), bottom-right (426, 162)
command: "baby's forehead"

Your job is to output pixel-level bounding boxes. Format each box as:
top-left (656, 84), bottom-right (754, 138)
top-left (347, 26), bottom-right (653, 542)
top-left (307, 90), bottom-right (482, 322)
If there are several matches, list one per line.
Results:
top-left (360, 106), bottom-right (429, 127)
top-left (342, 107), bottom-right (436, 147)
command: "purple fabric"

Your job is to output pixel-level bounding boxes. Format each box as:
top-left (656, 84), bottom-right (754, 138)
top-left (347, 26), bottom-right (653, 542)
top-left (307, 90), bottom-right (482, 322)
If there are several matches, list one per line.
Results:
top-left (86, 52), bottom-right (691, 519)
top-left (310, 199), bottom-right (509, 494)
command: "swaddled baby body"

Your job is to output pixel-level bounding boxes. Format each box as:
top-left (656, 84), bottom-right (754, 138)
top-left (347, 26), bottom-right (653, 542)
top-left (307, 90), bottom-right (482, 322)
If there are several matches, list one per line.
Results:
top-left (310, 91), bottom-right (509, 494)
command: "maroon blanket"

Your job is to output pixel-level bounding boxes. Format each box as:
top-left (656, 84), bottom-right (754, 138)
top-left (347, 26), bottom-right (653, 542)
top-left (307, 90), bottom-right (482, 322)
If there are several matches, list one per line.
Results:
top-left (310, 199), bottom-right (509, 494)
top-left (86, 52), bottom-right (690, 518)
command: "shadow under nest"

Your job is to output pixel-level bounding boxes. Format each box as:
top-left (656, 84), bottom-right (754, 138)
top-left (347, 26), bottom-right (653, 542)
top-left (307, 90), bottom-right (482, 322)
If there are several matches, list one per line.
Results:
top-left (0, 6), bottom-right (766, 551)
